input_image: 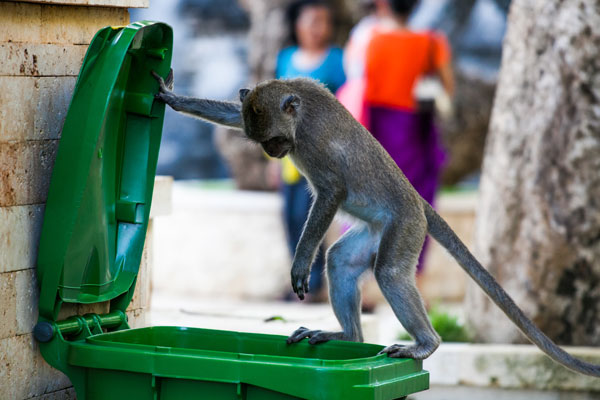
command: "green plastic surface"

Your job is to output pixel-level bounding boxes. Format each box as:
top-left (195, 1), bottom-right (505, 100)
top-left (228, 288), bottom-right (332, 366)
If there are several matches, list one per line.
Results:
top-left (34, 21), bottom-right (429, 400)
top-left (36, 21), bottom-right (172, 321)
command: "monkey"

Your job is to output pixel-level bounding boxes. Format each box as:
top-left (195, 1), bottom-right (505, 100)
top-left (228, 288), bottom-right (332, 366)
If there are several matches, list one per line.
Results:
top-left (152, 70), bottom-right (600, 377)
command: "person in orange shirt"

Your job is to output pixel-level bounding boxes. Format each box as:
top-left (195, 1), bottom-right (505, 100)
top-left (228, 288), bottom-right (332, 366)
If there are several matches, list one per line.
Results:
top-left (337, 0), bottom-right (396, 126)
top-left (364, 0), bottom-right (455, 273)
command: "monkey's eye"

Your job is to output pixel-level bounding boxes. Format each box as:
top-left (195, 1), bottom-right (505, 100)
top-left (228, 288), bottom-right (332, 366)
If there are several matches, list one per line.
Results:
top-left (253, 106), bottom-right (263, 115)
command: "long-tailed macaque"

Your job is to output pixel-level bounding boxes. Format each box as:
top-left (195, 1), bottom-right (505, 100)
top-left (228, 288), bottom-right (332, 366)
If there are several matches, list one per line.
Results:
top-left (152, 70), bottom-right (600, 377)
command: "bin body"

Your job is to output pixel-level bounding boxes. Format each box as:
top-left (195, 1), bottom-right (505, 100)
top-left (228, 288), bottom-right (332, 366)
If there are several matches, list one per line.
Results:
top-left (64, 326), bottom-right (428, 400)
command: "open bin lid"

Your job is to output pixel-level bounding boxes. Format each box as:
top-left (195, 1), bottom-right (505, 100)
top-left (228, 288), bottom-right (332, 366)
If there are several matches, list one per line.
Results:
top-left (36, 21), bottom-right (173, 322)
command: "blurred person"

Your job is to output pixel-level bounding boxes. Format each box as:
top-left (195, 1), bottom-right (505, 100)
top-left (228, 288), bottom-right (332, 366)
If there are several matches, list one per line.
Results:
top-left (337, 0), bottom-right (395, 125)
top-left (276, 0), bottom-right (346, 301)
top-left (364, 0), bottom-right (454, 274)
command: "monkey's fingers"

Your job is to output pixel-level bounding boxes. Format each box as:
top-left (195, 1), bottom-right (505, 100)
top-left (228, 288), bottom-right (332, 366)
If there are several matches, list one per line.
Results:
top-left (291, 277), bottom-right (307, 300)
top-left (378, 344), bottom-right (406, 356)
top-left (294, 281), bottom-right (309, 300)
top-left (307, 331), bottom-right (335, 345)
top-left (286, 327), bottom-right (316, 344)
top-left (150, 70), bottom-right (167, 92)
top-left (150, 70), bottom-right (162, 83)
top-left (165, 68), bottom-right (174, 91)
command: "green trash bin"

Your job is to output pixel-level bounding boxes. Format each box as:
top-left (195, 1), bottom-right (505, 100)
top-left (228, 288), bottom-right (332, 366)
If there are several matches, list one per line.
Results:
top-left (33, 21), bottom-right (430, 400)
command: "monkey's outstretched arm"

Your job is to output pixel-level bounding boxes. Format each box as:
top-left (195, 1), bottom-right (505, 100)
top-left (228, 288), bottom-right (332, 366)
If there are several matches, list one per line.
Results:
top-left (291, 189), bottom-right (344, 300)
top-left (152, 70), bottom-right (243, 130)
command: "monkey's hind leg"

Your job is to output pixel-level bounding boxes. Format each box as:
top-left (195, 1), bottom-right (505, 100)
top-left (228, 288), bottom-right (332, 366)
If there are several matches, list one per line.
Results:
top-left (287, 225), bottom-right (377, 345)
top-left (375, 221), bottom-right (440, 360)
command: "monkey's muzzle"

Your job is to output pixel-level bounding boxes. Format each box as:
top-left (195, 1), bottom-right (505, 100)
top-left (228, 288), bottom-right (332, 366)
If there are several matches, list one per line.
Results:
top-left (261, 137), bottom-right (292, 158)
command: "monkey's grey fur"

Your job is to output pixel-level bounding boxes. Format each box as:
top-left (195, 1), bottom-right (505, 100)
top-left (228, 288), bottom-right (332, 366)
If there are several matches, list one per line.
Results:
top-left (152, 70), bottom-right (600, 377)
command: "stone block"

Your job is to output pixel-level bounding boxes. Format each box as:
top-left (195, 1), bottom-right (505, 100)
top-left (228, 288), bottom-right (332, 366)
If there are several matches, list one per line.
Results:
top-left (425, 343), bottom-right (600, 392)
top-left (150, 176), bottom-right (173, 218)
top-left (0, 2), bottom-right (129, 45)
top-left (0, 269), bottom-right (39, 340)
top-left (40, 5), bottom-right (130, 45)
top-left (152, 187), bottom-right (292, 300)
top-left (15, 269), bottom-right (39, 336)
top-left (419, 192), bottom-right (476, 303)
top-left (126, 308), bottom-right (147, 329)
top-left (0, 334), bottom-right (72, 399)
top-left (0, 204), bottom-right (45, 273)
top-left (0, 140), bottom-right (59, 207)
top-left (0, 272), bottom-right (18, 340)
top-left (0, 43), bottom-right (87, 76)
top-left (21, 0), bottom-right (148, 8)
top-left (0, 77), bottom-right (77, 142)
top-left (127, 222), bottom-right (152, 311)
top-left (0, 3), bottom-right (42, 44)
top-left (55, 301), bottom-right (110, 321)
top-left (77, 302), bottom-right (111, 317)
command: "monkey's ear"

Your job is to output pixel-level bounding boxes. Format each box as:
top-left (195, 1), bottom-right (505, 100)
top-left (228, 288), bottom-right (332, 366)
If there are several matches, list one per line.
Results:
top-left (280, 94), bottom-right (300, 115)
top-left (239, 88), bottom-right (250, 103)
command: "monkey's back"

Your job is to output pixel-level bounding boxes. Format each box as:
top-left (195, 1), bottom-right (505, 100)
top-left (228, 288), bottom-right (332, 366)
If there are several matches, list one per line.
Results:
top-left (280, 78), bottom-right (425, 221)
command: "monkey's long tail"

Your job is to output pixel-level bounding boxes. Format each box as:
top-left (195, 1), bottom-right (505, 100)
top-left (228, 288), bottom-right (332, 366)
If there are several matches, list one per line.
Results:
top-left (423, 200), bottom-right (600, 377)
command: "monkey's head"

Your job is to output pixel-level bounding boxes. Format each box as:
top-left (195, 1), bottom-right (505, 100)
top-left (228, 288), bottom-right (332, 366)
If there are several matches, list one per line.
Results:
top-left (239, 82), bottom-right (299, 159)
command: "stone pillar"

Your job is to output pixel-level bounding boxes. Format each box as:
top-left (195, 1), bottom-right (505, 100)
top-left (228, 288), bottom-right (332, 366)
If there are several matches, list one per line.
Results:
top-left (0, 2), bottom-right (156, 399)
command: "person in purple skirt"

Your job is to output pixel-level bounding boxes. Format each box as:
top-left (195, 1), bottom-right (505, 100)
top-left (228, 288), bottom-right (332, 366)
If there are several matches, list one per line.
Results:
top-left (364, 0), bottom-right (455, 273)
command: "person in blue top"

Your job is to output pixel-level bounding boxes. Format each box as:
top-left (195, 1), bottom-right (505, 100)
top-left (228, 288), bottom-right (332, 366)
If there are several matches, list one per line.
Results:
top-left (277, 0), bottom-right (345, 94)
top-left (276, 0), bottom-right (346, 302)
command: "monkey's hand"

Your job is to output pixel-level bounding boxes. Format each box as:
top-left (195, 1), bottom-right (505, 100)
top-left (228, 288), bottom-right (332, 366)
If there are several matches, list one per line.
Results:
top-left (291, 262), bottom-right (310, 300)
top-left (151, 69), bottom-right (175, 103)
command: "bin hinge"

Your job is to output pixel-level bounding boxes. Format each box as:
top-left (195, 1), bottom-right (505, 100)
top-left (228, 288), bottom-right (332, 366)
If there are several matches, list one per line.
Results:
top-left (33, 310), bottom-right (127, 343)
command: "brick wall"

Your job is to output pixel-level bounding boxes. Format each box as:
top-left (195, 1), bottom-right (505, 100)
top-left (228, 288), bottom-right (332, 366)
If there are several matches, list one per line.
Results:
top-left (0, 1), bottom-right (156, 399)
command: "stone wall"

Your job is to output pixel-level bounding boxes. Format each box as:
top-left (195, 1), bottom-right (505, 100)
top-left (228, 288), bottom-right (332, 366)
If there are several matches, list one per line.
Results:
top-left (0, 1), bottom-right (154, 399)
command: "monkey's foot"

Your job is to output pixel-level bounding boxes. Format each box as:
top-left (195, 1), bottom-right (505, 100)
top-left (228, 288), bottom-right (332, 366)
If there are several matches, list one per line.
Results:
top-left (286, 327), bottom-right (347, 345)
top-left (378, 342), bottom-right (438, 360)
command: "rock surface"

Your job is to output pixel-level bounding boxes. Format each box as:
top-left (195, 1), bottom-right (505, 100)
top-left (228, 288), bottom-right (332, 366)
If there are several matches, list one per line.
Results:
top-left (467, 0), bottom-right (600, 346)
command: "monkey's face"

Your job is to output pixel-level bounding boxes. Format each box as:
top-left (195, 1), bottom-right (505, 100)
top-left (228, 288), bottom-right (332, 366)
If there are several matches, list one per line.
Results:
top-left (239, 85), bottom-right (298, 159)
